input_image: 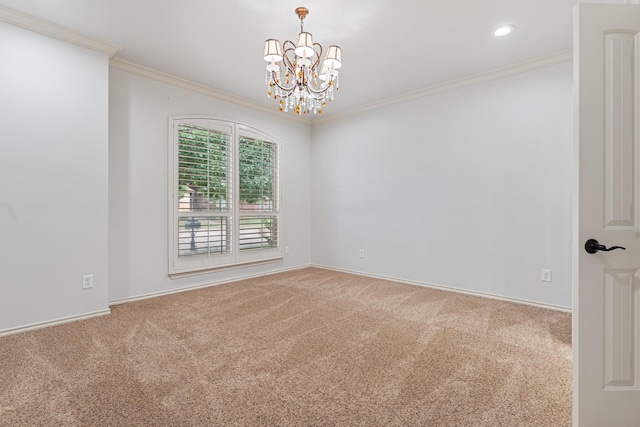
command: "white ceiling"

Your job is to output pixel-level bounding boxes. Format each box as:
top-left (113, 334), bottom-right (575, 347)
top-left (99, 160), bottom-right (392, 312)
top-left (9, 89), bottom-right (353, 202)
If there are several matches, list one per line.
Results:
top-left (0, 0), bottom-right (626, 118)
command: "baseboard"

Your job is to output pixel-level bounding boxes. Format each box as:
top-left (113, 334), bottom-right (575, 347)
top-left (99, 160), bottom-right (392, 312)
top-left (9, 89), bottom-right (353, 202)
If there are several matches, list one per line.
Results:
top-left (312, 264), bottom-right (572, 313)
top-left (1, 265), bottom-right (312, 337)
top-left (109, 264), bottom-right (312, 306)
top-left (0, 308), bottom-right (111, 337)
top-left (0, 264), bottom-right (567, 337)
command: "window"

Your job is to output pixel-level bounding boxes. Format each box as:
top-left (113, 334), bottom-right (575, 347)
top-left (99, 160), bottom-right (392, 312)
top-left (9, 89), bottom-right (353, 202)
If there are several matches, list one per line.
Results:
top-left (168, 117), bottom-right (281, 276)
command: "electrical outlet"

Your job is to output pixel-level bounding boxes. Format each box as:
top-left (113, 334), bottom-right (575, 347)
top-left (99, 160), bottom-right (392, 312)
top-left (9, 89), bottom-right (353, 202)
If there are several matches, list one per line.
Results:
top-left (82, 274), bottom-right (94, 289)
top-left (541, 269), bottom-right (552, 282)
top-left (285, 246), bottom-right (290, 255)
top-left (359, 249), bottom-right (364, 258)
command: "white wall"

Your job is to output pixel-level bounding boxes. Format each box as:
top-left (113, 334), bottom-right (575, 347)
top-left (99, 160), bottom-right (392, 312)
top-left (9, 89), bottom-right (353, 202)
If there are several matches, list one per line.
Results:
top-left (0, 20), bottom-right (570, 335)
top-left (0, 22), bottom-right (110, 333)
top-left (311, 62), bottom-right (573, 309)
top-left (108, 68), bottom-right (312, 302)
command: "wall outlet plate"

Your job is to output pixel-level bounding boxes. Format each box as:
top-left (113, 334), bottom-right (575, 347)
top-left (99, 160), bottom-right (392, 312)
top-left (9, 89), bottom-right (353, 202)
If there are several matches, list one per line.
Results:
top-left (82, 274), bottom-right (94, 289)
top-left (541, 269), bottom-right (552, 282)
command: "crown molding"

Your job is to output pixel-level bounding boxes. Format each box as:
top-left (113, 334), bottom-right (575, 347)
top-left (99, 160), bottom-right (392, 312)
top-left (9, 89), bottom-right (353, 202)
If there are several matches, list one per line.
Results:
top-left (110, 58), bottom-right (309, 122)
top-left (313, 49), bottom-right (573, 124)
top-left (0, 5), bottom-right (121, 57)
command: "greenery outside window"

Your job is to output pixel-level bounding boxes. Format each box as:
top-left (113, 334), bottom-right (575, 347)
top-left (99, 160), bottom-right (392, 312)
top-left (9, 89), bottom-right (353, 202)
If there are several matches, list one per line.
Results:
top-left (168, 117), bottom-right (281, 276)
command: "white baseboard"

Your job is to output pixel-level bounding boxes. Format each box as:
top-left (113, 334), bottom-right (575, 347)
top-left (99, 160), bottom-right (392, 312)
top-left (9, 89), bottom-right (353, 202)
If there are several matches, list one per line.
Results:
top-left (312, 264), bottom-right (572, 313)
top-left (2, 263), bottom-right (566, 337)
top-left (1, 265), bottom-right (312, 337)
top-left (0, 308), bottom-right (111, 337)
top-left (109, 264), bottom-right (312, 306)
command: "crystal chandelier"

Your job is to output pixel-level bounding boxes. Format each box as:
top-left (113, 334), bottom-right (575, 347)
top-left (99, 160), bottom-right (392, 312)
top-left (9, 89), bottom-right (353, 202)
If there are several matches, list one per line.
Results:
top-left (263, 7), bottom-right (342, 115)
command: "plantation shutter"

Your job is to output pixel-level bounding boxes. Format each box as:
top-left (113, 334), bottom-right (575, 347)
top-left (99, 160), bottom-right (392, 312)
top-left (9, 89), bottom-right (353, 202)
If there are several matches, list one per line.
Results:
top-left (176, 123), bottom-right (232, 258)
top-left (238, 136), bottom-right (279, 251)
top-left (169, 118), bottom-right (282, 276)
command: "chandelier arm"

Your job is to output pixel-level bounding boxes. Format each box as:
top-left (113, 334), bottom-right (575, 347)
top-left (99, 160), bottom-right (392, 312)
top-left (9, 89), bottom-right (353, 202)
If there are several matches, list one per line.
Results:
top-left (270, 70), bottom-right (296, 95)
top-left (305, 84), bottom-right (332, 97)
top-left (282, 44), bottom-right (297, 76)
top-left (312, 43), bottom-right (323, 71)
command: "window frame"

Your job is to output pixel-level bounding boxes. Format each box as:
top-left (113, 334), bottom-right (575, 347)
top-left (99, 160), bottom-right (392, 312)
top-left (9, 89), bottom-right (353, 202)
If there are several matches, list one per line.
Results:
top-left (168, 116), bottom-right (282, 277)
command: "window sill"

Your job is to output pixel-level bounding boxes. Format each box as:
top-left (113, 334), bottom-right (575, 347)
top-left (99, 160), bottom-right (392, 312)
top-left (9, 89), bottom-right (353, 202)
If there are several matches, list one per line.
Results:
top-left (168, 255), bottom-right (284, 279)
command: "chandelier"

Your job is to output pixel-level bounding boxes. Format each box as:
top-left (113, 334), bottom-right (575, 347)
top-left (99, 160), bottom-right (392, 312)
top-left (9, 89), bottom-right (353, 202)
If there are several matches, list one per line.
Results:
top-left (263, 7), bottom-right (342, 115)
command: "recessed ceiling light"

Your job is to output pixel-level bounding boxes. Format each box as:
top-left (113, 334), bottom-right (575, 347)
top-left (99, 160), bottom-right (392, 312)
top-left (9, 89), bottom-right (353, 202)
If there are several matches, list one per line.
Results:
top-left (494, 25), bottom-right (515, 37)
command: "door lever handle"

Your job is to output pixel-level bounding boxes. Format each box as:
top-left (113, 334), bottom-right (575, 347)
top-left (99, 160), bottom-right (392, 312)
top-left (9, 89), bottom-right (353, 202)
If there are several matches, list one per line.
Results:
top-left (585, 239), bottom-right (626, 254)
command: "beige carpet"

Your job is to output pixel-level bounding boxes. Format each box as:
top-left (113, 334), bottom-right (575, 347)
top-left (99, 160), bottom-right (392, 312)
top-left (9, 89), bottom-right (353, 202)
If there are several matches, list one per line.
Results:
top-left (0, 267), bottom-right (572, 426)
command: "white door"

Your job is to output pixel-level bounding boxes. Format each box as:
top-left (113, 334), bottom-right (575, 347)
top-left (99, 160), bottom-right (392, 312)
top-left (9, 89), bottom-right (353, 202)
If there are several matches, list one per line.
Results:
top-left (574, 3), bottom-right (640, 426)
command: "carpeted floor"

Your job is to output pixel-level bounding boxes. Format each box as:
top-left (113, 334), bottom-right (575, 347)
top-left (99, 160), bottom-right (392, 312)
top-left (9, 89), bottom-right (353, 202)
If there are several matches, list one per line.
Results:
top-left (0, 267), bottom-right (572, 426)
